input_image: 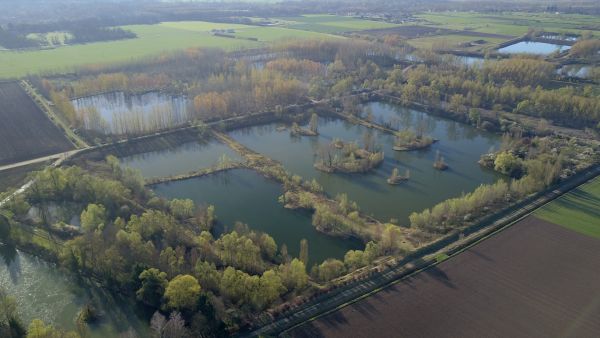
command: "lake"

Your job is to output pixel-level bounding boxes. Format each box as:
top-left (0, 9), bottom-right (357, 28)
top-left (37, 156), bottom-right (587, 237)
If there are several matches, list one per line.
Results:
top-left (153, 169), bottom-right (362, 264)
top-left (72, 91), bottom-right (192, 134)
top-left (229, 102), bottom-right (501, 224)
top-left (120, 138), bottom-right (241, 178)
top-left (498, 41), bottom-right (571, 55)
top-left (0, 244), bottom-right (150, 337)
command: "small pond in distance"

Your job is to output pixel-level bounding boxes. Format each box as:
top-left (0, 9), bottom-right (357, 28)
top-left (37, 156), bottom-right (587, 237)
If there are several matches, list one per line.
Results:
top-left (498, 41), bottom-right (570, 55)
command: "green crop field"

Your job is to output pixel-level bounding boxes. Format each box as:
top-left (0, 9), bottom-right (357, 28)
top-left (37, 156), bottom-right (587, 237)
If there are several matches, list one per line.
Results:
top-left (536, 176), bottom-right (600, 239)
top-left (408, 34), bottom-right (507, 51)
top-left (416, 12), bottom-right (600, 37)
top-left (0, 21), bottom-right (338, 79)
top-left (273, 14), bottom-right (400, 34)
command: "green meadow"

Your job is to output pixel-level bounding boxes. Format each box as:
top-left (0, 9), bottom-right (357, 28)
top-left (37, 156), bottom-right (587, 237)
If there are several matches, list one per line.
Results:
top-left (0, 21), bottom-right (338, 79)
top-left (536, 176), bottom-right (600, 239)
top-left (416, 12), bottom-right (600, 37)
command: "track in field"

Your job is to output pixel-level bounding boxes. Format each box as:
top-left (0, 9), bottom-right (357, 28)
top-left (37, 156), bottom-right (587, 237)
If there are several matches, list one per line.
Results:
top-left (288, 216), bottom-right (600, 338)
top-left (0, 82), bottom-right (73, 166)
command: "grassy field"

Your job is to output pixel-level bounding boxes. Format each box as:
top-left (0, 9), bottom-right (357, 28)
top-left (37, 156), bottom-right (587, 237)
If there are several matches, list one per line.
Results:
top-left (417, 12), bottom-right (600, 37)
top-left (408, 34), bottom-right (507, 50)
top-left (0, 21), bottom-right (338, 79)
top-left (273, 14), bottom-right (400, 34)
top-left (535, 176), bottom-right (600, 239)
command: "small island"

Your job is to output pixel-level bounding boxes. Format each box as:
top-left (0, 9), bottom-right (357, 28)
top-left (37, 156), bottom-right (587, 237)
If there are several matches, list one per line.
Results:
top-left (290, 113), bottom-right (319, 137)
top-left (387, 167), bottom-right (410, 185)
top-left (393, 129), bottom-right (436, 151)
top-left (433, 150), bottom-right (449, 170)
top-left (315, 140), bottom-right (384, 174)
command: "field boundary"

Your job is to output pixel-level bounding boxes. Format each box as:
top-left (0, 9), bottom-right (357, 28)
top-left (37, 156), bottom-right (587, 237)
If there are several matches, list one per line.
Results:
top-left (241, 164), bottom-right (600, 337)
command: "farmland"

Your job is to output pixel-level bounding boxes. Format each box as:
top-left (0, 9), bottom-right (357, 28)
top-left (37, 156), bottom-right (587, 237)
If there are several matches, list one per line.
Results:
top-left (0, 21), bottom-right (339, 79)
top-left (287, 216), bottom-right (600, 338)
top-left (0, 82), bottom-right (73, 165)
top-left (272, 14), bottom-right (400, 34)
top-left (536, 176), bottom-right (600, 239)
top-left (416, 12), bottom-right (600, 37)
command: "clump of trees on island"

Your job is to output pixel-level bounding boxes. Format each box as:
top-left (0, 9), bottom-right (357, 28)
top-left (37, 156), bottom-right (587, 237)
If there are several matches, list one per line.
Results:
top-left (314, 137), bottom-right (384, 174)
top-left (393, 129), bottom-right (434, 151)
top-left (387, 167), bottom-right (410, 185)
top-left (290, 113), bottom-right (319, 137)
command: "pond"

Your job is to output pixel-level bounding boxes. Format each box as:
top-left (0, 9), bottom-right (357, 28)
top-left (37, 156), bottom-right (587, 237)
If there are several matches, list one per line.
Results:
top-left (152, 169), bottom-right (362, 265)
top-left (119, 138), bottom-right (241, 178)
top-left (72, 91), bottom-right (193, 134)
top-left (497, 41), bottom-right (570, 55)
top-left (230, 102), bottom-right (501, 224)
top-left (0, 245), bottom-right (150, 337)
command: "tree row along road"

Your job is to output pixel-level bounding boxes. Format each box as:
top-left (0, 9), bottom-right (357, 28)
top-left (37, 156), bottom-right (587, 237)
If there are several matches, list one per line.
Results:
top-left (241, 164), bottom-right (600, 337)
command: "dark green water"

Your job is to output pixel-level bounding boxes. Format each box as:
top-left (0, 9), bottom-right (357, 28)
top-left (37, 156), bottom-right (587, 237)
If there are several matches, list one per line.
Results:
top-left (153, 169), bottom-right (362, 265)
top-left (120, 138), bottom-right (240, 178)
top-left (230, 102), bottom-right (501, 224)
top-left (0, 245), bottom-right (150, 337)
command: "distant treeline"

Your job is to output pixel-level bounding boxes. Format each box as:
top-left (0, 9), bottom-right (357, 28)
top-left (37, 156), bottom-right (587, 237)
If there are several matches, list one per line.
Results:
top-left (0, 20), bottom-right (136, 49)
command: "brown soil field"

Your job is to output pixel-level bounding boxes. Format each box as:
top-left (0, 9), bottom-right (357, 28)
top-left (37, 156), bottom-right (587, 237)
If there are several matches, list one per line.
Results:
top-left (288, 216), bottom-right (600, 338)
top-left (0, 82), bottom-right (73, 165)
top-left (363, 25), bottom-right (513, 40)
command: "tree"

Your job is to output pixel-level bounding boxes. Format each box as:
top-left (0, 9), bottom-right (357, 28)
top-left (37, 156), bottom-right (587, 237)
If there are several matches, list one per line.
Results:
top-left (80, 204), bottom-right (106, 233)
top-left (169, 199), bottom-right (195, 220)
top-left (164, 275), bottom-right (201, 311)
top-left (494, 151), bottom-right (523, 177)
top-left (309, 113), bottom-right (319, 134)
top-left (256, 270), bottom-right (286, 309)
top-left (299, 239), bottom-right (309, 266)
top-left (278, 258), bottom-right (308, 290)
top-left (136, 268), bottom-right (168, 308)
top-left (26, 319), bottom-right (79, 338)
top-left (314, 259), bottom-right (346, 282)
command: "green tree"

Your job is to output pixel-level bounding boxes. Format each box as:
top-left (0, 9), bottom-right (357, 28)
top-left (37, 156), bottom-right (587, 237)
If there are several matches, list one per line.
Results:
top-left (136, 268), bottom-right (168, 308)
top-left (164, 275), bottom-right (201, 311)
top-left (26, 319), bottom-right (79, 338)
top-left (494, 151), bottom-right (523, 177)
top-left (169, 199), bottom-right (195, 220)
top-left (80, 204), bottom-right (106, 233)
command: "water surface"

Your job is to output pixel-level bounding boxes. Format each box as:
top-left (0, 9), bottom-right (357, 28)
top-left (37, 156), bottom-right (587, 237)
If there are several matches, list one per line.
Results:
top-left (230, 102), bottom-right (501, 224)
top-left (498, 41), bottom-right (570, 55)
top-left (0, 246), bottom-right (149, 337)
top-left (72, 91), bottom-right (192, 134)
top-left (120, 138), bottom-right (240, 178)
top-left (153, 169), bottom-right (362, 265)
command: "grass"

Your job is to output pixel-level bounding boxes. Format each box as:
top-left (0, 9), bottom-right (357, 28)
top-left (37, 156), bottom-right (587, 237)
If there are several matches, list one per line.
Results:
top-left (416, 12), bottom-right (600, 37)
top-left (0, 21), bottom-right (338, 79)
top-left (535, 176), bottom-right (600, 239)
top-left (274, 14), bottom-right (400, 34)
top-left (408, 34), bottom-right (506, 51)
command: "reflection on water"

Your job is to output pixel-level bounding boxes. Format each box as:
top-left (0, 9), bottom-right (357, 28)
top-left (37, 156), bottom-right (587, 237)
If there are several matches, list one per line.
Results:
top-left (230, 102), bottom-right (501, 224)
top-left (0, 242), bottom-right (150, 337)
top-left (153, 169), bottom-right (362, 264)
top-left (72, 91), bottom-right (192, 134)
top-left (498, 41), bottom-right (570, 55)
top-left (120, 138), bottom-right (241, 178)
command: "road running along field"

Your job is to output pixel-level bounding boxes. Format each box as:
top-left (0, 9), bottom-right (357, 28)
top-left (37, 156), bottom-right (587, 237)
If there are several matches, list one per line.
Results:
top-left (0, 19), bottom-right (345, 79)
top-left (0, 82), bottom-right (73, 166)
top-left (287, 214), bottom-right (600, 338)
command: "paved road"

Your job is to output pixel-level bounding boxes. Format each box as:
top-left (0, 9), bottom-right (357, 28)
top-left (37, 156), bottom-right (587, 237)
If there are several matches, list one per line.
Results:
top-left (0, 149), bottom-right (82, 172)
